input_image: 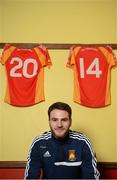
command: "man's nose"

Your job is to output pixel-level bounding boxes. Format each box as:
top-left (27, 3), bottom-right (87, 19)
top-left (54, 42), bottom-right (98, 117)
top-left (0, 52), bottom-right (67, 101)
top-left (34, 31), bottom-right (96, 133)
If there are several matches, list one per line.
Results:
top-left (57, 120), bottom-right (62, 127)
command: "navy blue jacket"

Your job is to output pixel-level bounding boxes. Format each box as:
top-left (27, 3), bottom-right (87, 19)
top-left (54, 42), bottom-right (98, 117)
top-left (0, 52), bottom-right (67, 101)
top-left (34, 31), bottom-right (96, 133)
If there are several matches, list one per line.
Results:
top-left (25, 130), bottom-right (100, 179)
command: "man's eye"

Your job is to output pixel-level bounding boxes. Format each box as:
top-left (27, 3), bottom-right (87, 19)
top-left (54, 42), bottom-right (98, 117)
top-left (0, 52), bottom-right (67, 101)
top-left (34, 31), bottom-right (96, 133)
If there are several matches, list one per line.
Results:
top-left (62, 118), bottom-right (68, 122)
top-left (51, 118), bottom-right (57, 122)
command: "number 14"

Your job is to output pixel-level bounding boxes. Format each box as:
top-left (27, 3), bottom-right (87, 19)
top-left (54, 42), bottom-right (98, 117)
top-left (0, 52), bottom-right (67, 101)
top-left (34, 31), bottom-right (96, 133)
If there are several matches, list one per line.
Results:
top-left (79, 58), bottom-right (102, 78)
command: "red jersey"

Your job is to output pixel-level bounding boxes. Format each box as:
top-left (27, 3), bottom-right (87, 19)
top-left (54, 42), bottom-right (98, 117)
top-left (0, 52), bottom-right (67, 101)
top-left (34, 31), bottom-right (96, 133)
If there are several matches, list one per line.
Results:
top-left (67, 46), bottom-right (117, 108)
top-left (1, 44), bottom-right (52, 107)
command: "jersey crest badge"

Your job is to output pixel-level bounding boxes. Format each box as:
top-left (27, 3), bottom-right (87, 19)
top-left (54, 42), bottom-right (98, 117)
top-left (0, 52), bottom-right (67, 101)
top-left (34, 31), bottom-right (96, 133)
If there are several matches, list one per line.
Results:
top-left (68, 150), bottom-right (76, 161)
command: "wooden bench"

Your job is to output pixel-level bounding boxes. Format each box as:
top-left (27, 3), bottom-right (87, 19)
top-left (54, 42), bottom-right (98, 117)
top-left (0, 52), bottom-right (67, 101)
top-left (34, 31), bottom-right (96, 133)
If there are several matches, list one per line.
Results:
top-left (0, 161), bottom-right (117, 179)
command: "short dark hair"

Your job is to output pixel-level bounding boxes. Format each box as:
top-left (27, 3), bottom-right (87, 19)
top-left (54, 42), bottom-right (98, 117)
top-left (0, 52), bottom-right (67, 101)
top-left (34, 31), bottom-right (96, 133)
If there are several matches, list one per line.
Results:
top-left (48, 102), bottom-right (72, 119)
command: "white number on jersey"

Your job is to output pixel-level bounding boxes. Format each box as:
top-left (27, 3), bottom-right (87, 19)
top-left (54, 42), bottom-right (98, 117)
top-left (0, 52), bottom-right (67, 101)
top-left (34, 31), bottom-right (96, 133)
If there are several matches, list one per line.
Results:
top-left (79, 58), bottom-right (102, 78)
top-left (10, 57), bottom-right (38, 78)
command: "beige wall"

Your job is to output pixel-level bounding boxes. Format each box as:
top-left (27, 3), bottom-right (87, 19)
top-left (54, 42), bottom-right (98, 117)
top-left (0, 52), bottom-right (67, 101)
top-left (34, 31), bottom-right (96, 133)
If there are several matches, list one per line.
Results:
top-left (0, 0), bottom-right (3, 161)
top-left (0, 2), bottom-right (2, 41)
top-left (115, 1), bottom-right (117, 161)
top-left (0, 0), bottom-right (117, 162)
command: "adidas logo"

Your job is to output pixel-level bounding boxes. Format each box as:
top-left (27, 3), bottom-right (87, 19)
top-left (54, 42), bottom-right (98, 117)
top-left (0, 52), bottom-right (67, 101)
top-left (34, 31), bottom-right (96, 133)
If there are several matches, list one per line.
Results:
top-left (43, 151), bottom-right (51, 157)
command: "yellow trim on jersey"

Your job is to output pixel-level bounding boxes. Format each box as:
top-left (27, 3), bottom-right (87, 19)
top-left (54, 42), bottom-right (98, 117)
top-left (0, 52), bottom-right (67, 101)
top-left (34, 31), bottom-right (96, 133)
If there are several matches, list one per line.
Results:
top-left (35, 68), bottom-right (45, 103)
top-left (1, 46), bottom-right (16, 64)
top-left (99, 47), bottom-right (117, 105)
top-left (67, 46), bottom-right (81, 69)
top-left (4, 68), bottom-right (11, 104)
top-left (71, 47), bottom-right (81, 65)
top-left (105, 68), bottom-right (111, 105)
top-left (34, 47), bottom-right (47, 67)
top-left (73, 66), bottom-right (81, 104)
top-left (99, 47), bottom-right (117, 66)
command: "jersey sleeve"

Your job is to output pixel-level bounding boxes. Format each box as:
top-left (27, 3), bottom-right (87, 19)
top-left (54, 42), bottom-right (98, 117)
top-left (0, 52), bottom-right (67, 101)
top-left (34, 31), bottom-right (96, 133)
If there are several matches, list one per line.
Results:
top-left (66, 46), bottom-right (75, 68)
top-left (0, 44), bottom-right (16, 65)
top-left (24, 141), bottom-right (42, 179)
top-left (99, 46), bottom-right (117, 67)
top-left (34, 45), bottom-right (52, 68)
top-left (66, 46), bottom-right (81, 68)
top-left (81, 140), bottom-right (100, 179)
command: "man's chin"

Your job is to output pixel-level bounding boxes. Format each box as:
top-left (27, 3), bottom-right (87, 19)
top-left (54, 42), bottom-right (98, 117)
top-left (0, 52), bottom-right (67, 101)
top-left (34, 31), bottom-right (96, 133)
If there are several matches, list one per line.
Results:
top-left (53, 131), bottom-right (67, 139)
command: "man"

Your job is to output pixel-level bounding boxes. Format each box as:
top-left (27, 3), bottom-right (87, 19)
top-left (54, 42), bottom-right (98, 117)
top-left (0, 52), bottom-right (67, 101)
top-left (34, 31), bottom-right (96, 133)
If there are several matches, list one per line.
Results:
top-left (25, 102), bottom-right (100, 179)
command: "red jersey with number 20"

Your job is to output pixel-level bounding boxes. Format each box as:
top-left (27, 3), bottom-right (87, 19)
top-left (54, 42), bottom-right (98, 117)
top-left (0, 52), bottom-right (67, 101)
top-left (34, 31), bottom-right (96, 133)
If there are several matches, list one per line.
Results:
top-left (67, 46), bottom-right (117, 108)
top-left (1, 44), bottom-right (52, 107)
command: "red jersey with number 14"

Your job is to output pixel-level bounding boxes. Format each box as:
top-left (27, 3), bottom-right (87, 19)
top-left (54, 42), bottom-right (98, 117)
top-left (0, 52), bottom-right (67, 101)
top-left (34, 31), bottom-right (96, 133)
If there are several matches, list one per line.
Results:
top-left (67, 46), bottom-right (117, 108)
top-left (1, 44), bottom-right (52, 107)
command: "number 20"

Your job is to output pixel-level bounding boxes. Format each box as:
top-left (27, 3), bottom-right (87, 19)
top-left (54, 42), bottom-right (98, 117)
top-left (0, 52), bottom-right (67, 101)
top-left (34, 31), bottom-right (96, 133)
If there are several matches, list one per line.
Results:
top-left (10, 57), bottom-right (38, 78)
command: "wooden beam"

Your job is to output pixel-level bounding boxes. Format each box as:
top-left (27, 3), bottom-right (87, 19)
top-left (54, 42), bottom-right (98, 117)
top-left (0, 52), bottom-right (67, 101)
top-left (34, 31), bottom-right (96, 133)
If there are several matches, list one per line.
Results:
top-left (0, 43), bottom-right (117, 49)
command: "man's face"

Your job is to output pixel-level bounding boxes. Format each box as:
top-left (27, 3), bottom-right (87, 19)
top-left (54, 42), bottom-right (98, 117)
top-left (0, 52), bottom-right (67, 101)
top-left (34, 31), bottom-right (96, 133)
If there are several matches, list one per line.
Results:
top-left (49, 109), bottom-right (71, 139)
